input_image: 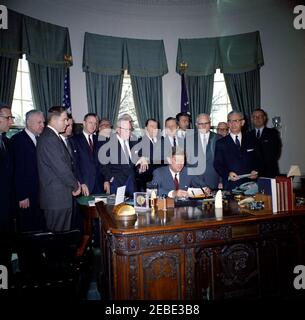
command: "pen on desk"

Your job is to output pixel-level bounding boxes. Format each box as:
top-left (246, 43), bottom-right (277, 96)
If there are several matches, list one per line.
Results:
top-left (191, 190), bottom-right (196, 197)
top-left (200, 187), bottom-right (206, 196)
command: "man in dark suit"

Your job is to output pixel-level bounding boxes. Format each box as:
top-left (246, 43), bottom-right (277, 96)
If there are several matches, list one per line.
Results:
top-left (187, 113), bottom-right (221, 190)
top-left (248, 108), bottom-right (282, 177)
top-left (152, 147), bottom-right (208, 197)
top-left (37, 106), bottom-right (81, 232)
top-left (11, 110), bottom-right (45, 232)
top-left (135, 118), bottom-right (164, 191)
top-left (100, 118), bottom-right (148, 196)
top-left (0, 105), bottom-right (15, 269)
top-left (72, 113), bottom-right (106, 196)
top-left (214, 111), bottom-right (258, 191)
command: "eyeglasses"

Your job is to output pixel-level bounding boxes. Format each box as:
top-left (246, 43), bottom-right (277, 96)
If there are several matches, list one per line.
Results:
top-left (197, 121), bottom-right (210, 126)
top-left (0, 115), bottom-right (15, 120)
top-left (228, 119), bottom-right (243, 123)
top-left (119, 127), bottom-right (131, 131)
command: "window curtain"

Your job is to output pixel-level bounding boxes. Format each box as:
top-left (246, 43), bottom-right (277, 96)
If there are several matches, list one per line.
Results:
top-left (176, 37), bottom-right (218, 116)
top-left (127, 39), bottom-right (168, 128)
top-left (0, 10), bottom-right (23, 106)
top-left (83, 33), bottom-right (126, 122)
top-left (219, 32), bottom-right (264, 125)
top-left (184, 74), bottom-right (214, 117)
top-left (83, 34), bottom-right (168, 127)
top-left (176, 31), bottom-right (264, 120)
top-left (22, 16), bottom-right (72, 115)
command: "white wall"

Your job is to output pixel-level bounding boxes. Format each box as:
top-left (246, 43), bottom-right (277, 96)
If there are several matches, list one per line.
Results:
top-left (4, 0), bottom-right (305, 173)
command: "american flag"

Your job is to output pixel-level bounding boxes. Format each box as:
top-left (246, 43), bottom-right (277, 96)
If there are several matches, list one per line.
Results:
top-left (63, 68), bottom-right (71, 113)
top-left (180, 73), bottom-right (189, 113)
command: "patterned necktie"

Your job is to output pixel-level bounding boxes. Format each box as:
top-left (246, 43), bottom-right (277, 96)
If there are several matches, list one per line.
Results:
top-left (256, 129), bottom-right (261, 139)
top-left (235, 135), bottom-right (241, 148)
top-left (88, 135), bottom-right (94, 152)
top-left (173, 136), bottom-right (177, 147)
top-left (174, 173), bottom-right (179, 190)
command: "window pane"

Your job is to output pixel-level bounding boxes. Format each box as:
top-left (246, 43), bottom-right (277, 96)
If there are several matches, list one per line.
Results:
top-left (21, 72), bottom-right (32, 100)
top-left (212, 82), bottom-right (227, 105)
top-left (214, 69), bottom-right (223, 82)
top-left (12, 100), bottom-right (23, 125)
top-left (21, 59), bottom-right (29, 72)
top-left (22, 100), bottom-right (34, 116)
top-left (17, 59), bottom-right (22, 72)
top-left (13, 72), bottom-right (21, 100)
top-left (118, 73), bottom-right (141, 137)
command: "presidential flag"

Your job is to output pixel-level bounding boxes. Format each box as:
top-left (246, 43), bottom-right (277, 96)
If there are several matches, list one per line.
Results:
top-left (180, 74), bottom-right (189, 113)
top-left (63, 68), bottom-right (71, 113)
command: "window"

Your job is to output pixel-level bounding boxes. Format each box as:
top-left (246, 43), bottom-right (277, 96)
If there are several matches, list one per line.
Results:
top-left (118, 71), bottom-right (141, 136)
top-left (210, 69), bottom-right (232, 129)
top-left (12, 56), bottom-right (34, 126)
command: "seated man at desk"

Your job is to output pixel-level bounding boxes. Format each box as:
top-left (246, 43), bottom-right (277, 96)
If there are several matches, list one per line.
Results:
top-left (152, 147), bottom-right (209, 198)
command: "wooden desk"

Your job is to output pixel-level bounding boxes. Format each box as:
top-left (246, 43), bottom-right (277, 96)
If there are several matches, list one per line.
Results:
top-left (96, 201), bottom-right (305, 300)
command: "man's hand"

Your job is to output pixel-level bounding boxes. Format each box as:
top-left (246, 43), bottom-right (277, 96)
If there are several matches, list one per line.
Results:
top-left (229, 171), bottom-right (239, 181)
top-left (136, 157), bottom-right (149, 173)
top-left (173, 189), bottom-right (189, 198)
top-left (249, 170), bottom-right (258, 179)
top-left (72, 182), bottom-right (81, 196)
top-left (19, 198), bottom-right (30, 209)
top-left (81, 184), bottom-right (90, 196)
top-left (104, 181), bottom-right (111, 194)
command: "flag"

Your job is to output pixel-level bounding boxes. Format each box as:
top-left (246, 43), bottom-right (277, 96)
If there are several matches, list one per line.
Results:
top-left (180, 74), bottom-right (189, 113)
top-left (63, 68), bottom-right (71, 113)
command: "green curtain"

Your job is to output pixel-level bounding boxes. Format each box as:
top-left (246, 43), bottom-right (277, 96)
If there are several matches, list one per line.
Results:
top-left (22, 15), bottom-right (72, 114)
top-left (130, 75), bottom-right (163, 128)
top-left (85, 72), bottom-right (123, 124)
top-left (0, 56), bottom-right (18, 106)
top-left (83, 33), bottom-right (168, 125)
top-left (28, 63), bottom-right (66, 115)
top-left (0, 9), bottom-right (23, 105)
top-left (224, 68), bottom-right (261, 128)
top-left (185, 74), bottom-right (214, 117)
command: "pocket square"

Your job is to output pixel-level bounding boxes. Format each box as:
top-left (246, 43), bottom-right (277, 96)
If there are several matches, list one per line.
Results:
top-left (247, 149), bottom-right (254, 152)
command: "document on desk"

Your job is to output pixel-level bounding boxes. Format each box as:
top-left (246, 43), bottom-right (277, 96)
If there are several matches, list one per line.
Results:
top-left (115, 186), bottom-right (126, 205)
top-left (187, 188), bottom-right (204, 197)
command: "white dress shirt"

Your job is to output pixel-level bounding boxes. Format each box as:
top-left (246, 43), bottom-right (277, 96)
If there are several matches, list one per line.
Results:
top-left (25, 128), bottom-right (37, 146)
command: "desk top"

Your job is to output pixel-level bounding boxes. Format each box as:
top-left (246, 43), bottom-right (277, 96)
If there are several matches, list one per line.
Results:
top-left (96, 200), bottom-right (305, 235)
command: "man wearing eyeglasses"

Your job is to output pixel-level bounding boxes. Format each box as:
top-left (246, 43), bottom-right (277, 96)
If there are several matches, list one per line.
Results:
top-left (214, 111), bottom-right (258, 190)
top-left (100, 118), bottom-right (148, 196)
top-left (186, 113), bottom-right (221, 190)
top-left (0, 105), bottom-right (15, 270)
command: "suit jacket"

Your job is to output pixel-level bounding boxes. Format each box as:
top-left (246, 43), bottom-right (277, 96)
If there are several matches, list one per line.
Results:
top-left (187, 131), bottom-right (221, 190)
top-left (247, 127), bottom-right (281, 177)
top-left (99, 134), bottom-right (139, 195)
top-left (72, 132), bottom-right (104, 194)
top-left (0, 134), bottom-right (14, 232)
top-left (37, 127), bottom-right (78, 210)
top-left (11, 130), bottom-right (39, 203)
top-left (214, 134), bottom-right (258, 190)
top-left (152, 165), bottom-right (205, 196)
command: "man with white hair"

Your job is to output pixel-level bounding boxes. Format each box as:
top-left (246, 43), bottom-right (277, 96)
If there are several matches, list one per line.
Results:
top-left (187, 113), bottom-right (221, 190)
top-left (11, 110), bottom-right (46, 232)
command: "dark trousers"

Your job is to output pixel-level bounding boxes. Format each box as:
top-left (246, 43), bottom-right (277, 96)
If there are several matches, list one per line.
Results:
top-left (44, 208), bottom-right (72, 232)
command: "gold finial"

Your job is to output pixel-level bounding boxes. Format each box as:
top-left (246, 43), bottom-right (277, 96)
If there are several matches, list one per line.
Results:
top-left (179, 61), bottom-right (188, 73)
top-left (64, 55), bottom-right (73, 64)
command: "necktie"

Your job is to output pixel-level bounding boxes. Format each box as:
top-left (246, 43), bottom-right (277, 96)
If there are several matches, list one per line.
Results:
top-left (235, 135), bottom-right (241, 148)
top-left (174, 173), bottom-right (179, 190)
top-left (173, 137), bottom-right (177, 147)
top-left (88, 135), bottom-right (94, 152)
top-left (65, 137), bottom-right (73, 156)
top-left (256, 129), bottom-right (261, 139)
top-left (123, 140), bottom-right (130, 163)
